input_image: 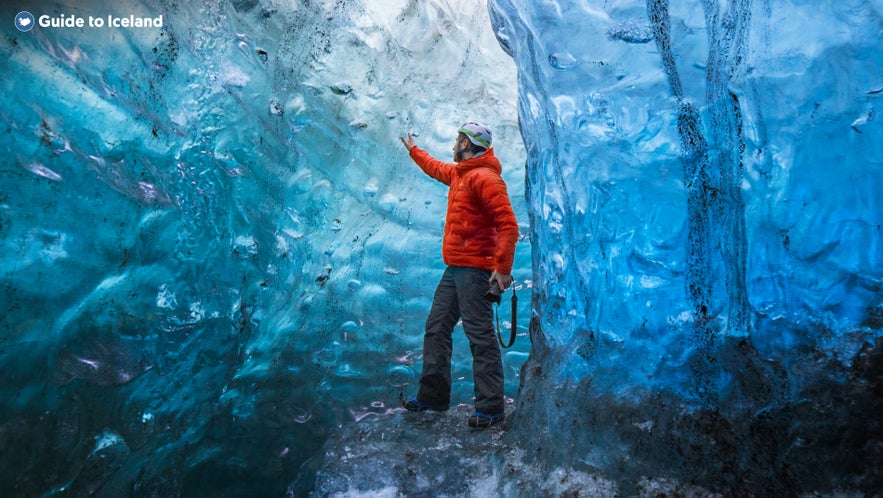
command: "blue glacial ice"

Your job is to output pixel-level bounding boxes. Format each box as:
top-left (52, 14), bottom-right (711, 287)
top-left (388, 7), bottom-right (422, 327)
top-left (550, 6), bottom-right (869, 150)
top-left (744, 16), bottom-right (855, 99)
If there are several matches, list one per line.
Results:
top-left (0, 0), bottom-right (881, 496)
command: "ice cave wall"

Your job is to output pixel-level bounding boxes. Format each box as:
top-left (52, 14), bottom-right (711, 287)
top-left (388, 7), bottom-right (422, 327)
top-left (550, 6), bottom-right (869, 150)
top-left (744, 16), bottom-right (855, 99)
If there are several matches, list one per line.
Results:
top-left (490, 0), bottom-right (882, 493)
top-left (0, 0), bottom-right (529, 495)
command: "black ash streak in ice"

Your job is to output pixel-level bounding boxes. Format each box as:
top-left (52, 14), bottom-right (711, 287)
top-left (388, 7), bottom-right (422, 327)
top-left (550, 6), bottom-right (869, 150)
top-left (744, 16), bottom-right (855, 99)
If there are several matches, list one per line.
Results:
top-left (648, 0), bottom-right (752, 396)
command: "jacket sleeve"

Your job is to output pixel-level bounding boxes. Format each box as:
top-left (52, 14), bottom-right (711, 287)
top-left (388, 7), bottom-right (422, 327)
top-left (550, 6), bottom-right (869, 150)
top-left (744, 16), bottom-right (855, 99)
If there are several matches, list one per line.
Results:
top-left (409, 146), bottom-right (455, 186)
top-left (475, 172), bottom-right (519, 275)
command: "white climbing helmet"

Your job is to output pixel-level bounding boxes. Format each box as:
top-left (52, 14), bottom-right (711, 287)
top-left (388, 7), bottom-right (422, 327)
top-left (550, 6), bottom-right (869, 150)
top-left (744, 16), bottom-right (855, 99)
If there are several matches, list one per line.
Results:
top-left (458, 122), bottom-right (492, 148)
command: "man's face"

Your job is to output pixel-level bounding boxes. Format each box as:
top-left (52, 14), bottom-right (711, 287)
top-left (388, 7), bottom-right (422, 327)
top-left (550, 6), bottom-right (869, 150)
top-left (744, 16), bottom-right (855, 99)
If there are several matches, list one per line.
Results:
top-left (452, 135), bottom-right (467, 162)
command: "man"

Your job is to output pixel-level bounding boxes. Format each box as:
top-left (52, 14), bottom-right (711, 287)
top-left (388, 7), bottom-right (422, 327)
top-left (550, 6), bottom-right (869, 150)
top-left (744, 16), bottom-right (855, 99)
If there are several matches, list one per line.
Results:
top-left (399, 122), bottom-right (518, 428)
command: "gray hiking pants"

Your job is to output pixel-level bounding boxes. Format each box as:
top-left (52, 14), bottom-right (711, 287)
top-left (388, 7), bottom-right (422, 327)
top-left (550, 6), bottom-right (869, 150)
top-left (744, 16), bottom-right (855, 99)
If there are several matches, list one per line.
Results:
top-left (416, 266), bottom-right (505, 414)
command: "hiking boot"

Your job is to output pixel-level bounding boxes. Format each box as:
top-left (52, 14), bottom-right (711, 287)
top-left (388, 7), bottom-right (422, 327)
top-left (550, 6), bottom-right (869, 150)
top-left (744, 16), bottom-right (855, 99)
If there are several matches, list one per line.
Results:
top-left (467, 412), bottom-right (504, 428)
top-left (402, 397), bottom-right (448, 412)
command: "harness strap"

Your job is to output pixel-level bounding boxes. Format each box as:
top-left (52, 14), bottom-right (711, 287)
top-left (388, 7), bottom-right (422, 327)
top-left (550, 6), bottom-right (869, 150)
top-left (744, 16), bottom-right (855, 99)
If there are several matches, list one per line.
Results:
top-left (495, 286), bottom-right (517, 348)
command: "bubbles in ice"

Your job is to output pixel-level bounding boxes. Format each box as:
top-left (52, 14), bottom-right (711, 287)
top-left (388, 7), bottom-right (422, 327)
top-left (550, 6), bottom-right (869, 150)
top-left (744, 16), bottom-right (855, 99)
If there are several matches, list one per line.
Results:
top-left (607, 20), bottom-right (654, 44)
top-left (549, 52), bottom-right (577, 70)
top-left (386, 364), bottom-right (414, 386)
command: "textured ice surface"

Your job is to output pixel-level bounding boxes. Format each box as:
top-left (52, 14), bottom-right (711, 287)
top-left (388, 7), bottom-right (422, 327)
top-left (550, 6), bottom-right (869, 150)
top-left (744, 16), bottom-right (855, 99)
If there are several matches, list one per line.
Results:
top-left (1, 0), bottom-right (527, 495)
top-left (302, 403), bottom-right (728, 497)
top-left (488, 0), bottom-right (883, 494)
top-left (298, 403), bottom-right (720, 498)
top-left (1, 0), bottom-right (881, 496)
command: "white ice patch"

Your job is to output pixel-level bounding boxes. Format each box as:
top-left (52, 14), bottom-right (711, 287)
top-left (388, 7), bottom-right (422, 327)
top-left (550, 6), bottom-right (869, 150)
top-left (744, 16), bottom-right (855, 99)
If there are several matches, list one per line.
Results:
top-left (219, 62), bottom-right (250, 87)
top-left (156, 284), bottom-right (177, 309)
top-left (25, 163), bottom-right (63, 181)
top-left (93, 430), bottom-right (125, 455)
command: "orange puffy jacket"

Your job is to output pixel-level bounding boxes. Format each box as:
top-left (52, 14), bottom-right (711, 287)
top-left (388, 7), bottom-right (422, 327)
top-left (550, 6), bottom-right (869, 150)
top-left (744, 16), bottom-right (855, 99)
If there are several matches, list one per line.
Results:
top-left (409, 146), bottom-right (518, 274)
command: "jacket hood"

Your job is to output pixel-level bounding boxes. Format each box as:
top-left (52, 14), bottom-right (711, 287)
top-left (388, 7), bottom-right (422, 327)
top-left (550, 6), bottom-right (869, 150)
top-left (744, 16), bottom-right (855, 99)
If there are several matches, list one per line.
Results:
top-left (455, 148), bottom-right (501, 175)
